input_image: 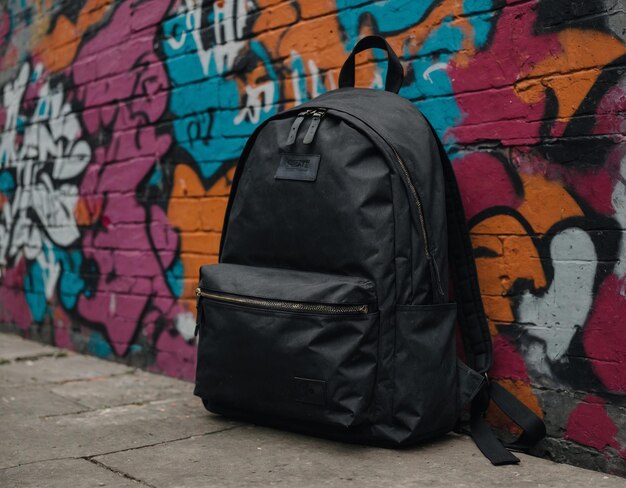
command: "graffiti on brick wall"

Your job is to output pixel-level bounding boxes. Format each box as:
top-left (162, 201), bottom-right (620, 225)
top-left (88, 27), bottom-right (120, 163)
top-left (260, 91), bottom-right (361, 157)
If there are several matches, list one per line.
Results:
top-left (0, 0), bottom-right (625, 468)
top-left (0, 61), bottom-right (90, 326)
top-left (448, 0), bottom-right (626, 461)
top-left (0, 0), bottom-right (198, 377)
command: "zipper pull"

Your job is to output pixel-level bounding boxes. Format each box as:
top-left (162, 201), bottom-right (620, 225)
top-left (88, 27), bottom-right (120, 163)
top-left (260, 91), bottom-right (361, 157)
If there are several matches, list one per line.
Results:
top-left (302, 109), bottom-right (326, 145)
top-left (286, 110), bottom-right (310, 145)
top-left (194, 287), bottom-right (203, 337)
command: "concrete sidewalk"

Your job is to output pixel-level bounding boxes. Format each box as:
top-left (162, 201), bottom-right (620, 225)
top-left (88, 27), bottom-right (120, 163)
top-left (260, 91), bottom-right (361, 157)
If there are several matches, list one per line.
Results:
top-left (0, 333), bottom-right (623, 488)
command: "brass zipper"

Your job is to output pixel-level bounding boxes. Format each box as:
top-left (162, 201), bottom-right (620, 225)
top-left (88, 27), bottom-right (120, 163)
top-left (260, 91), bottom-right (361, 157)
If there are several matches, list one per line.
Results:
top-left (272, 106), bottom-right (444, 297)
top-left (304, 107), bottom-right (435, 273)
top-left (391, 145), bottom-right (444, 297)
top-left (390, 145), bottom-right (430, 259)
top-left (195, 288), bottom-right (369, 315)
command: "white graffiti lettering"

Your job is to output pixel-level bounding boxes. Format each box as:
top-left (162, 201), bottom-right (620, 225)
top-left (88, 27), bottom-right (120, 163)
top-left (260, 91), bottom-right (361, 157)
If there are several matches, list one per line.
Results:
top-left (0, 63), bottom-right (91, 299)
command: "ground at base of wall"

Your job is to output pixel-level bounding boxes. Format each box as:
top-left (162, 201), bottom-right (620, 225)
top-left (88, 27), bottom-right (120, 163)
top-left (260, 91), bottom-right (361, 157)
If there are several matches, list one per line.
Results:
top-left (1, 333), bottom-right (625, 487)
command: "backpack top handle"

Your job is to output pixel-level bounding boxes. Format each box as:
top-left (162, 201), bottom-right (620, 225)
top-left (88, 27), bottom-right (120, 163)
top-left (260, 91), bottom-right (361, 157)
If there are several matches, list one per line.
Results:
top-left (338, 35), bottom-right (405, 94)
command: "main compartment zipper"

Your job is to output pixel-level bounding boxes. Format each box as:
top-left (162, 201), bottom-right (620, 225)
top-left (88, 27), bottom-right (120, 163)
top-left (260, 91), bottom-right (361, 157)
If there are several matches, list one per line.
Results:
top-left (389, 146), bottom-right (445, 297)
top-left (316, 107), bottom-right (444, 299)
top-left (195, 288), bottom-right (369, 317)
top-left (390, 145), bottom-right (430, 259)
top-left (283, 107), bottom-right (439, 295)
top-left (232, 105), bottom-right (445, 300)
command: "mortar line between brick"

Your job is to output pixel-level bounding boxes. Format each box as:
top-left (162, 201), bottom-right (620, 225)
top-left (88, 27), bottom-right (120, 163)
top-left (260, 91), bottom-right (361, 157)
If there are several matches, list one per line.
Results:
top-left (87, 457), bottom-right (157, 488)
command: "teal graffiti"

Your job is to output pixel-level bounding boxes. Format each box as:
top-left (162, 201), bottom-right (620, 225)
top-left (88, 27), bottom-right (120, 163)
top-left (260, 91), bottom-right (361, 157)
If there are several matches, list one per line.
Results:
top-left (23, 244), bottom-right (85, 322)
top-left (336, 0), bottom-right (438, 51)
top-left (0, 170), bottom-right (15, 196)
top-left (54, 248), bottom-right (85, 310)
top-left (336, 0), bottom-right (495, 141)
top-left (162, 4), bottom-right (278, 181)
top-left (24, 260), bottom-right (46, 322)
top-left (88, 331), bottom-right (113, 358)
top-left (165, 257), bottom-right (184, 299)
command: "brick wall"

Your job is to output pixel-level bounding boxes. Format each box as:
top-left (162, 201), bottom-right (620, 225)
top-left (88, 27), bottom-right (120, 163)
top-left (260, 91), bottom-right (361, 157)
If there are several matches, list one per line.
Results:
top-left (0, 0), bottom-right (624, 474)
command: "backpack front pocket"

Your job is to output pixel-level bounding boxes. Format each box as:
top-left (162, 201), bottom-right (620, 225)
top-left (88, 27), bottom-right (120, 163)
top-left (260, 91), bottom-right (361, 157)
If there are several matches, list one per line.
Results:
top-left (194, 263), bottom-right (379, 428)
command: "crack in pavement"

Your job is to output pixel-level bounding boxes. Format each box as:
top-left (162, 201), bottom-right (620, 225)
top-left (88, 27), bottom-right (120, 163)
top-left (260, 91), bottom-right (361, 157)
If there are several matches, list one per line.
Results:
top-left (87, 424), bottom-right (244, 459)
top-left (38, 396), bottom-right (201, 419)
top-left (14, 351), bottom-right (69, 362)
top-left (0, 456), bottom-right (79, 472)
top-left (0, 424), bottom-right (244, 473)
top-left (0, 351), bottom-right (68, 365)
top-left (87, 457), bottom-right (158, 488)
top-left (0, 370), bottom-right (139, 388)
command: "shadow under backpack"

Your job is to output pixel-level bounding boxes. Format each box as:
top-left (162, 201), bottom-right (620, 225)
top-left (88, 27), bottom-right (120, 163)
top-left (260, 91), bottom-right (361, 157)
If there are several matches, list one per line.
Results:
top-left (193, 36), bottom-right (546, 465)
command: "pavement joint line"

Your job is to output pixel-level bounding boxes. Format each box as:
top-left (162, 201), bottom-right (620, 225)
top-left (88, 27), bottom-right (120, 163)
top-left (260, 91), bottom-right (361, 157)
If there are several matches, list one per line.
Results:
top-left (0, 425), bottom-right (244, 473)
top-left (0, 456), bottom-right (79, 472)
top-left (86, 457), bottom-right (158, 488)
top-left (0, 351), bottom-right (68, 365)
top-left (37, 396), bottom-right (200, 419)
top-left (37, 408), bottom-right (92, 419)
top-left (1, 370), bottom-right (140, 388)
top-left (87, 424), bottom-right (245, 459)
top-left (41, 398), bottom-right (193, 418)
top-left (42, 388), bottom-right (93, 414)
top-left (55, 368), bottom-right (141, 384)
top-left (14, 351), bottom-right (69, 362)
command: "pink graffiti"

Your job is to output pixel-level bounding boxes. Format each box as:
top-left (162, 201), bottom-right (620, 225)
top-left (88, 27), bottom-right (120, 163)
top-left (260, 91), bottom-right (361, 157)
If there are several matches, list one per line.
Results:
top-left (449, 1), bottom-right (560, 146)
top-left (453, 152), bottom-right (522, 221)
top-left (0, 260), bottom-right (32, 329)
top-left (490, 334), bottom-right (530, 383)
top-left (448, 1), bottom-right (626, 461)
top-left (565, 395), bottom-right (626, 458)
top-left (0, 12), bottom-right (10, 77)
top-left (72, 0), bottom-right (193, 377)
top-left (583, 275), bottom-right (626, 394)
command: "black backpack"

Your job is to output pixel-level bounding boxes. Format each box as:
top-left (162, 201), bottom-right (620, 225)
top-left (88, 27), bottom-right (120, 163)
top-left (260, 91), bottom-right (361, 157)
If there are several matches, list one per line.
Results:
top-left (194, 36), bottom-right (545, 465)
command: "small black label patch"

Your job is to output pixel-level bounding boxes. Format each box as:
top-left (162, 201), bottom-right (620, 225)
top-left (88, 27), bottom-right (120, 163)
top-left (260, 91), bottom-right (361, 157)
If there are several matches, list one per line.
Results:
top-left (292, 377), bottom-right (326, 406)
top-left (275, 153), bottom-right (320, 182)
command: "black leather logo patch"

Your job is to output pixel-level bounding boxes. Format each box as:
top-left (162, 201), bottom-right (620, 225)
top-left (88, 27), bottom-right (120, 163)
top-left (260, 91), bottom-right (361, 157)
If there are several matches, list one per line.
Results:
top-left (275, 154), bottom-right (320, 182)
top-left (292, 377), bottom-right (326, 406)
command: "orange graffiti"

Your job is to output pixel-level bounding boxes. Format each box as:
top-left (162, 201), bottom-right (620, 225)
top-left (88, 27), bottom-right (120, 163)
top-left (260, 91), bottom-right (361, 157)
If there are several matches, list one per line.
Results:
top-left (387, 0), bottom-right (480, 68)
top-left (515, 29), bottom-right (626, 120)
top-left (167, 164), bottom-right (235, 307)
top-left (256, 2), bottom-right (348, 106)
top-left (472, 174), bottom-right (582, 327)
top-left (252, 0), bottom-right (490, 104)
top-left (473, 172), bottom-right (584, 421)
top-left (36, 0), bottom-right (112, 72)
top-left (472, 216), bottom-right (544, 335)
top-left (74, 196), bottom-right (103, 227)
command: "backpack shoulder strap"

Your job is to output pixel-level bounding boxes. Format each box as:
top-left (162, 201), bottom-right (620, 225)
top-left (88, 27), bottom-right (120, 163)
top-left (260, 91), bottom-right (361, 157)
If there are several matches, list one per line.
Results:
top-left (423, 118), bottom-right (546, 465)
top-left (435, 126), bottom-right (493, 374)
